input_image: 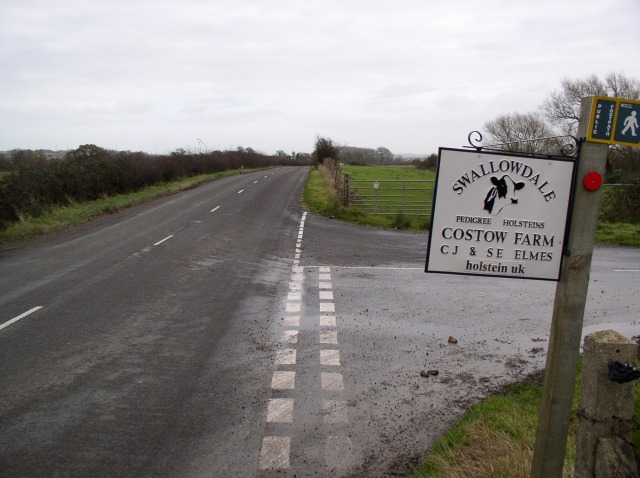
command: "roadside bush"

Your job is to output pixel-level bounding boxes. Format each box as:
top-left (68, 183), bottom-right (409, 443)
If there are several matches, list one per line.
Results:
top-left (600, 183), bottom-right (640, 222)
top-left (0, 146), bottom-right (307, 230)
top-left (392, 213), bottom-right (412, 229)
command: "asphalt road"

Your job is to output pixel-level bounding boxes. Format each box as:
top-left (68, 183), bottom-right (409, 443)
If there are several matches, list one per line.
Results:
top-left (0, 168), bottom-right (308, 477)
top-left (1, 166), bottom-right (639, 478)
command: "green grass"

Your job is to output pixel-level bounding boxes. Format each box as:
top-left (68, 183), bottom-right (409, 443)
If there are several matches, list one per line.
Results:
top-left (415, 362), bottom-right (583, 478)
top-left (414, 374), bottom-right (546, 478)
top-left (596, 222), bottom-right (640, 247)
top-left (342, 164), bottom-right (436, 181)
top-left (0, 169), bottom-right (249, 245)
top-left (415, 359), bottom-right (640, 478)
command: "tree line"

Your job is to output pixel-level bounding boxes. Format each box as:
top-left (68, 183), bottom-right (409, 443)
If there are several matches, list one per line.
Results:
top-left (0, 144), bottom-right (307, 230)
top-left (310, 136), bottom-right (398, 166)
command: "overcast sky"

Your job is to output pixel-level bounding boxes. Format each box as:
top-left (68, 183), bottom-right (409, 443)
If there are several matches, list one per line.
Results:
top-left (1, 0), bottom-right (639, 156)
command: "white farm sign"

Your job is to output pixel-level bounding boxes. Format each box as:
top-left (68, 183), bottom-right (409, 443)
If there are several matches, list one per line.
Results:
top-left (425, 148), bottom-right (576, 281)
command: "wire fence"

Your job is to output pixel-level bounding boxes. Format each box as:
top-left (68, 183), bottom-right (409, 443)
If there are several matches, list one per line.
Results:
top-left (326, 160), bottom-right (639, 222)
top-left (345, 179), bottom-right (435, 216)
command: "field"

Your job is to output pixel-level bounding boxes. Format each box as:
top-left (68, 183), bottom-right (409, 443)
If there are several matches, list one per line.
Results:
top-left (340, 165), bottom-right (435, 229)
top-left (341, 164), bottom-right (436, 181)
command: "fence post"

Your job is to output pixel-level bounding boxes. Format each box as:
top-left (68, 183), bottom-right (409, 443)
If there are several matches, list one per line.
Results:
top-left (344, 177), bottom-right (349, 207)
top-left (402, 181), bottom-right (406, 215)
top-left (575, 330), bottom-right (639, 478)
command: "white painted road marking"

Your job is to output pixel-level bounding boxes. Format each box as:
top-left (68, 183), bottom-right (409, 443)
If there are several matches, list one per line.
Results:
top-left (320, 315), bottom-right (336, 327)
top-left (271, 371), bottom-right (296, 390)
top-left (282, 316), bottom-right (300, 327)
top-left (237, 189), bottom-right (244, 194)
top-left (260, 436), bottom-right (291, 470)
top-left (153, 235), bottom-right (174, 246)
top-left (615, 269), bottom-right (640, 272)
top-left (320, 349), bottom-right (341, 366)
top-left (0, 306), bottom-right (44, 332)
top-left (320, 290), bottom-right (334, 301)
top-left (320, 330), bottom-right (338, 344)
top-left (267, 398), bottom-right (294, 422)
top-left (286, 303), bottom-right (301, 313)
top-left (281, 330), bottom-right (299, 344)
top-left (275, 349), bottom-right (297, 365)
top-left (321, 372), bottom-right (344, 391)
top-left (210, 206), bottom-right (221, 213)
top-left (320, 302), bottom-right (335, 313)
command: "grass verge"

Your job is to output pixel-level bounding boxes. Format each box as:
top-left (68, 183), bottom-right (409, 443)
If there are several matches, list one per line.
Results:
top-left (0, 169), bottom-right (247, 246)
top-left (413, 371), bottom-right (576, 478)
top-left (596, 222), bottom-right (640, 247)
top-left (414, 361), bottom-right (640, 478)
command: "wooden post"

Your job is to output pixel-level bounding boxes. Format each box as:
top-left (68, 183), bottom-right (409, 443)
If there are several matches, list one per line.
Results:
top-left (530, 97), bottom-right (609, 477)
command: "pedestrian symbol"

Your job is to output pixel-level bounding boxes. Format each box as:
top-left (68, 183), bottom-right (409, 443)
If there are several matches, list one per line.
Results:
top-left (620, 111), bottom-right (637, 137)
top-left (614, 102), bottom-right (640, 145)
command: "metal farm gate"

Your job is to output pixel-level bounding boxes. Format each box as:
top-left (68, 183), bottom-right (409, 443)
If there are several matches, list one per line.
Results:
top-left (344, 178), bottom-right (435, 216)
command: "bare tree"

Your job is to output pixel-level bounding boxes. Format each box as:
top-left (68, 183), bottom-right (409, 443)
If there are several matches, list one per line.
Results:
top-left (483, 112), bottom-right (562, 155)
top-left (375, 147), bottom-right (394, 163)
top-left (541, 72), bottom-right (640, 135)
top-left (312, 136), bottom-right (344, 166)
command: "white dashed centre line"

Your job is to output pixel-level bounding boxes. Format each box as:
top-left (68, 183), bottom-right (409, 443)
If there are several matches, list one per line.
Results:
top-left (210, 205), bottom-right (221, 213)
top-left (153, 235), bottom-right (174, 246)
top-left (237, 189), bottom-right (244, 194)
top-left (0, 306), bottom-right (44, 332)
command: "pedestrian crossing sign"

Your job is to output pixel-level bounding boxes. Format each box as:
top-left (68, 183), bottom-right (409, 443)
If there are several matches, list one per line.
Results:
top-left (588, 96), bottom-right (640, 147)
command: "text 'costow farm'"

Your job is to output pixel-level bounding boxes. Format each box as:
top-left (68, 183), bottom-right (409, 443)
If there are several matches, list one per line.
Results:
top-left (441, 227), bottom-right (555, 247)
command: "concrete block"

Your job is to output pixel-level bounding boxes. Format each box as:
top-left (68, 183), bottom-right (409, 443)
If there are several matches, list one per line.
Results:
top-left (580, 330), bottom-right (636, 421)
top-left (595, 437), bottom-right (639, 478)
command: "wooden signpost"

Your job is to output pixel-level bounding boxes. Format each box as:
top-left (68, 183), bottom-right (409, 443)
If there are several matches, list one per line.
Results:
top-left (529, 97), bottom-right (608, 477)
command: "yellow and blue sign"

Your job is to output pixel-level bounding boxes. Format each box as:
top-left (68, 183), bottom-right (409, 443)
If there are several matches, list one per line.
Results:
top-left (588, 96), bottom-right (640, 147)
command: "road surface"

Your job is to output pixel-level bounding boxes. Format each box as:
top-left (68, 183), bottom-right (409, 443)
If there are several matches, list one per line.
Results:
top-left (1, 166), bottom-right (639, 477)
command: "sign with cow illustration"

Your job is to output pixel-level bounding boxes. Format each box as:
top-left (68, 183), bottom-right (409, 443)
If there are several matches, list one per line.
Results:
top-left (425, 148), bottom-right (575, 281)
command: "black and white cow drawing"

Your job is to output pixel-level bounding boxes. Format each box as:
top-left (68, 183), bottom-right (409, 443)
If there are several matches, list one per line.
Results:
top-left (483, 175), bottom-right (525, 215)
